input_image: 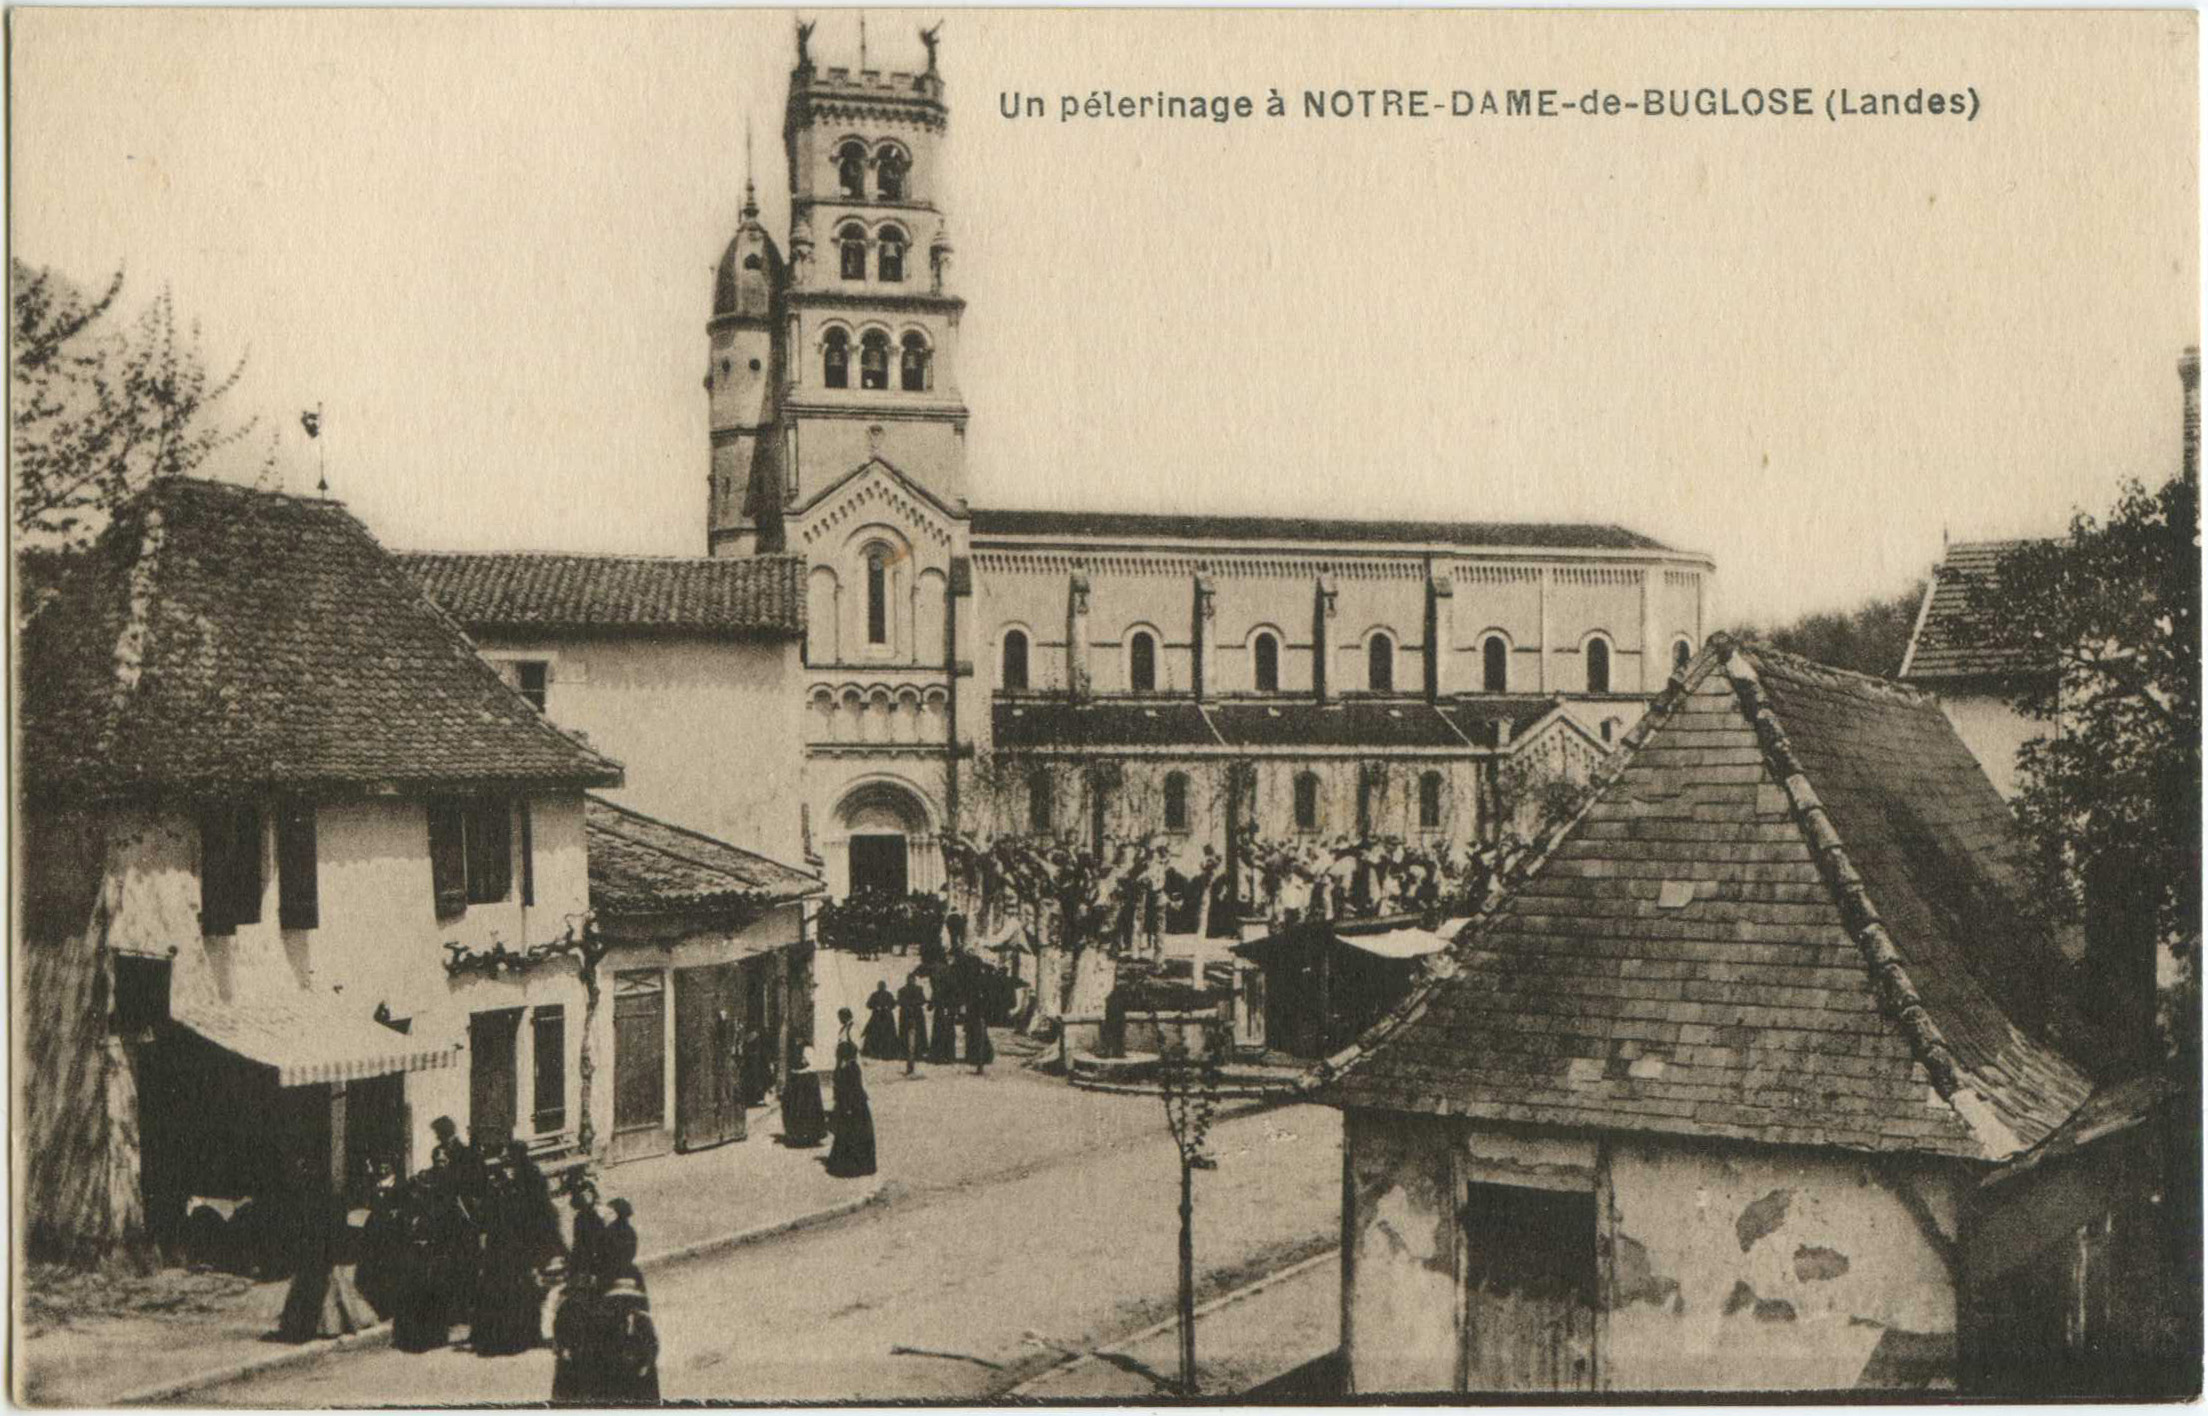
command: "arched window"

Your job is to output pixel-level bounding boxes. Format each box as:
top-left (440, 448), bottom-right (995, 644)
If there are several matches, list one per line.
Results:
top-left (1673, 638), bottom-right (1693, 672)
top-left (859, 330), bottom-right (890, 390)
top-left (1253, 631), bottom-right (1280, 693)
top-left (835, 141), bottom-right (867, 198)
top-left (878, 226), bottom-right (907, 283)
top-left (1028, 772), bottom-right (1053, 833)
top-left (1001, 629), bottom-right (1029, 692)
top-left (1482, 635), bottom-right (1509, 694)
top-left (1128, 630), bottom-right (1158, 694)
top-left (1368, 633), bottom-right (1395, 692)
top-left (822, 328), bottom-right (850, 389)
top-left (1419, 771), bottom-right (1445, 830)
top-left (876, 146), bottom-right (908, 200)
top-left (1293, 772), bottom-right (1320, 832)
top-left (1585, 636), bottom-right (1612, 694)
top-left (865, 546), bottom-right (889, 645)
top-left (900, 332), bottom-right (931, 392)
top-left (1164, 772), bottom-right (1190, 832)
top-left (838, 223), bottom-right (868, 281)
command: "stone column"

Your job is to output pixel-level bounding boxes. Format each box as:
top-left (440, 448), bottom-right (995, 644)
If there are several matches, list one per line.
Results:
top-left (1067, 570), bottom-right (1093, 701)
top-left (1314, 573), bottom-right (1340, 701)
top-left (1192, 573), bottom-right (1217, 701)
top-left (1429, 571), bottom-right (1455, 700)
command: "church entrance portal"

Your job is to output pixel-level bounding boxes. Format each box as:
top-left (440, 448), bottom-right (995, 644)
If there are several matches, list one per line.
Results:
top-left (849, 834), bottom-right (909, 897)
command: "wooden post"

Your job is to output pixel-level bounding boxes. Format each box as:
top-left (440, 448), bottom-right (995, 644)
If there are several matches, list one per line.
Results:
top-left (1179, 1152), bottom-right (1196, 1395)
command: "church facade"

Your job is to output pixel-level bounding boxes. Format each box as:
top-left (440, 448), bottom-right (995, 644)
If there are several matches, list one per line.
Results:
top-left (709, 34), bottom-right (1719, 901)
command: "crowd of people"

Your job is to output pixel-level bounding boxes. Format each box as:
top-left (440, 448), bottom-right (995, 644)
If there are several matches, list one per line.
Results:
top-left (859, 947), bottom-right (1003, 1079)
top-left (343, 1118), bottom-right (659, 1402)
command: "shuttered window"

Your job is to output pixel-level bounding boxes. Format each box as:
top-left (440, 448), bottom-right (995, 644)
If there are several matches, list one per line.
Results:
top-left (200, 805), bottom-right (263, 935)
top-left (532, 1005), bottom-right (566, 1135)
top-left (428, 799), bottom-right (515, 917)
top-left (277, 803), bottom-right (318, 930)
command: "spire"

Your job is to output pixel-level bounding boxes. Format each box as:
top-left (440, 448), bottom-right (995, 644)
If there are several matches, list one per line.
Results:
top-left (742, 118), bottom-right (759, 221)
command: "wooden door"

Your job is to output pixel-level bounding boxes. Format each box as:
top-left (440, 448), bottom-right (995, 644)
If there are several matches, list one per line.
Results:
top-left (849, 834), bottom-right (908, 897)
top-left (1459, 1182), bottom-right (1597, 1392)
top-left (468, 1009), bottom-right (521, 1152)
top-left (674, 964), bottom-right (744, 1152)
top-left (612, 971), bottom-right (669, 1162)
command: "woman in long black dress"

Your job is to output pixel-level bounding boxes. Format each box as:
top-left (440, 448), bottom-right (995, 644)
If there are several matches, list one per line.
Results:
top-left (471, 1163), bottom-right (544, 1356)
top-left (928, 974), bottom-right (958, 1064)
top-left (780, 1040), bottom-right (827, 1147)
top-left (393, 1175), bottom-right (462, 1352)
top-left (823, 1010), bottom-right (877, 1178)
top-left (860, 982), bottom-right (900, 1059)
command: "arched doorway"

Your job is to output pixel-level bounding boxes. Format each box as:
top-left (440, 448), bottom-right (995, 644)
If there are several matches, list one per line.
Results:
top-left (836, 781), bottom-right (931, 898)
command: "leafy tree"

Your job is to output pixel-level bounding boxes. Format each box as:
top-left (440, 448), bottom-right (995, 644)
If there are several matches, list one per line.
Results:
top-left (1729, 578), bottom-right (1928, 678)
top-left (11, 260), bottom-right (265, 550)
top-left (1970, 468), bottom-right (2200, 1055)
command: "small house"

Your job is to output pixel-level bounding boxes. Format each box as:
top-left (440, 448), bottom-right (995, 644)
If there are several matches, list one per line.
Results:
top-left (17, 479), bottom-right (624, 1266)
top-left (1316, 637), bottom-right (2104, 1394)
top-left (582, 795), bottom-right (821, 1161)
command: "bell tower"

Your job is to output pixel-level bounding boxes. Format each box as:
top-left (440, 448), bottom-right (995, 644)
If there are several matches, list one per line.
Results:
top-left (705, 161), bottom-right (787, 556)
top-left (771, 20), bottom-right (967, 521)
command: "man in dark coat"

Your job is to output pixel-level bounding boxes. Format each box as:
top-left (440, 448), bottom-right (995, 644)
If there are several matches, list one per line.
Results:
top-left (566, 1180), bottom-right (607, 1293)
top-left (896, 971), bottom-right (929, 1076)
top-left (601, 1197), bottom-right (641, 1278)
top-left (928, 970), bottom-right (958, 1064)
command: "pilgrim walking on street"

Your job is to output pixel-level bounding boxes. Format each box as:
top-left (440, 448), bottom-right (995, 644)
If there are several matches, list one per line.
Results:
top-left (928, 975), bottom-right (958, 1064)
top-left (824, 1009), bottom-right (877, 1178)
top-left (780, 1038), bottom-right (827, 1147)
top-left (896, 971), bottom-right (929, 1075)
top-left (861, 981), bottom-right (900, 1059)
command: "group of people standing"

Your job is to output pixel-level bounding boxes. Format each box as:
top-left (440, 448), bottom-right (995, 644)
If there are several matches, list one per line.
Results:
top-left (349, 1118), bottom-right (659, 1402)
top-left (860, 950), bottom-right (997, 1079)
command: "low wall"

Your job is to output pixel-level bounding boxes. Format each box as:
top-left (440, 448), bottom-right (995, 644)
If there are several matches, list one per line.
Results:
top-left (1059, 1008), bottom-right (1225, 1066)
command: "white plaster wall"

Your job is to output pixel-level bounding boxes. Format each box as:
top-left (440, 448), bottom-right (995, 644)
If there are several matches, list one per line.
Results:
top-left (1343, 1108), bottom-right (1462, 1395)
top-left (1933, 693), bottom-right (2040, 801)
top-left (102, 794), bottom-right (595, 1171)
top-left (477, 633), bottom-right (807, 866)
top-left (1603, 1138), bottom-right (1965, 1392)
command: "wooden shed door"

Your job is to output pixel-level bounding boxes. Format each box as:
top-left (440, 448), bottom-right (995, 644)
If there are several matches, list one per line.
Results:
top-left (468, 1009), bottom-right (522, 1152)
top-left (612, 971), bottom-right (669, 1162)
top-left (674, 964), bottom-right (745, 1152)
top-left (1460, 1182), bottom-right (1597, 1392)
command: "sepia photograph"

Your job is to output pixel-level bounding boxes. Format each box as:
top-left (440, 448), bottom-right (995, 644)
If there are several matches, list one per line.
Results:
top-left (8, 6), bottom-right (2201, 1404)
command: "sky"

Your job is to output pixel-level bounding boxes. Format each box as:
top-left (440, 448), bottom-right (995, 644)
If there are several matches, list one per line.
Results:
top-left (10, 8), bottom-right (2198, 625)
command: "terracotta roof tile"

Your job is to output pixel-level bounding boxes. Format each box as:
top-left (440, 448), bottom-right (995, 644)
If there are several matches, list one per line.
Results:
top-left (1318, 636), bottom-right (2099, 1162)
top-left (20, 479), bottom-right (623, 802)
top-left (585, 795), bottom-right (821, 918)
top-left (402, 551), bottom-right (804, 638)
top-left (1899, 538), bottom-right (2058, 683)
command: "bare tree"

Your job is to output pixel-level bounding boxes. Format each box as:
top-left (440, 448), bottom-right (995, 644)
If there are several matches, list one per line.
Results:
top-left (12, 260), bottom-right (267, 550)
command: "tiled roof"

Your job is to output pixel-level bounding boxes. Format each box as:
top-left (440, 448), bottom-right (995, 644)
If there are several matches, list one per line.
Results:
top-left (993, 700), bottom-right (1221, 751)
top-left (401, 551), bottom-right (805, 638)
top-left (1898, 538), bottom-right (2058, 683)
top-left (1437, 696), bottom-right (1576, 749)
top-left (1319, 636), bottom-right (2098, 1162)
top-left (1206, 700), bottom-right (1476, 750)
top-left (585, 795), bottom-right (820, 918)
top-left (19, 479), bottom-right (623, 803)
top-left (971, 508), bottom-right (1673, 553)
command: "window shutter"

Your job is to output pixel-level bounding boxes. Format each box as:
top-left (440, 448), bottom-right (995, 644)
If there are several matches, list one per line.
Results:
top-left (520, 801), bottom-right (535, 907)
top-left (466, 800), bottom-right (513, 905)
top-left (277, 803), bottom-right (319, 930)
top-left (429, 801), bottom-right (468, 919)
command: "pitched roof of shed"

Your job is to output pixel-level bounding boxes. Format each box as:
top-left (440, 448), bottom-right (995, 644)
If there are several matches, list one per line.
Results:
top-left (1898, 538), bottom-right (2059, 683)
top-left (19, 478), bottom-right (623, 802)
top-left (585, 795), bottom-right (821, 917)
top-left (401, 551), bottom-right (805, 638)
top-left (970, 508), bottom-right (1674, 553)
top-left (1319, 637), bottom-right (2098, 1162)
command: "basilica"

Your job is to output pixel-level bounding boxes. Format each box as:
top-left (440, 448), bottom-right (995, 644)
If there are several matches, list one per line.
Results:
top-left (707, 31), bottom-right (1716, 900)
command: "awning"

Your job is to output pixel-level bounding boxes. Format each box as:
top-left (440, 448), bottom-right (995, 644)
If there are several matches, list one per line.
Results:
top-left (1336, 926), bottom-right (1451, 961)
top-left (172, 989), bottom-right (458, 1087)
